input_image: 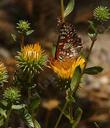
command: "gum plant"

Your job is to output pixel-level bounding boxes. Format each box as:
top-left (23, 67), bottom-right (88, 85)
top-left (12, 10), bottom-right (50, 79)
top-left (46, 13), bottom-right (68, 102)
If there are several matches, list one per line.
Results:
top-left (0, 0), bottom-right (109, 128)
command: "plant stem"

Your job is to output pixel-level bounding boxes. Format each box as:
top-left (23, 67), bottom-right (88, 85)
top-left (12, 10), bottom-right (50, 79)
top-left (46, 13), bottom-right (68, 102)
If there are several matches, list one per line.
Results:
top-left (45, 111), bottom-right (51, 128)
top-left (73, 39), bottom-right (96, 95)
top-left (94, 122), bottom-right (100, 128)
top-left (54, 101), bottom-right (68, 128)
top-left (54, 38), bottom-right (96, 128)
top-left (5, 104), bottom-right (12, 128)
top-left (28, 88), bottom-right (31, 104)
top-left (28, 89), bottom-right (36, 128)
top-left (21, 34), bottom-right (24, 48)
top-left (61, 0), bottom-right (65, 22)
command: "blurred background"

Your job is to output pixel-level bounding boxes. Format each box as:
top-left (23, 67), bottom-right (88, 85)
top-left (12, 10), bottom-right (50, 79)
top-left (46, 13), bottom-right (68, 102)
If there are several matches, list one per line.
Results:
top-left (0, 0), bottom-right (110, 128)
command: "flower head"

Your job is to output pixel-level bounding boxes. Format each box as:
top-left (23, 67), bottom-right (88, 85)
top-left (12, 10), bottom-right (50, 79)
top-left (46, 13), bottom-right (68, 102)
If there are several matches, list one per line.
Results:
top-left (3, 87), bottom-right (21, 103)
top-left (94, 6), bottom-right (110, 21)
top-left (16, 20), bottom-right (30, 33)
top-left (0, 62), bottom-right (8, 86)
top-left (16, 43), bottom-right (47, 74)
top-left (50, 56), bottom-right (85, 79)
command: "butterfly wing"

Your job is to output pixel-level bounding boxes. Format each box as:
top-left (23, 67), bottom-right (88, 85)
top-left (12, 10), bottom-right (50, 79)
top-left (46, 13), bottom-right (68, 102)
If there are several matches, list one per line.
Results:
top-left (55, 22), bottom-right (82, 60)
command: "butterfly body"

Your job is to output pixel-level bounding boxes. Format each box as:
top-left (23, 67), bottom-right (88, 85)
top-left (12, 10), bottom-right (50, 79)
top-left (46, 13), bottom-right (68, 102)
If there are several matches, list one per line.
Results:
top-left (55, 22), bottom-right (82, 60)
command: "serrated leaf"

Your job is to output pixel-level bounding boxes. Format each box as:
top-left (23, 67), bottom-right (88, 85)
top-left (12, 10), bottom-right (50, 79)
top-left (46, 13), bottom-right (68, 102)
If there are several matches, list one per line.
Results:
top-left (70, 66), bottom-right (81, 91)
top-left (12, 104), bottom-right (26, 110)
top-left (11, 33), bottom-right (17, 41)
top-left (26, 30), bottom-right (34, 36)
top-left (20, 108), bottom-right (41, 128)
top-left (34, 120), bottom-right (41, 128)
top-left (64, 0), bottom-right (75, 18)
top-left (20, 108), bottom-right (34, 128)
top-left (84, 66), bottom-right (103, 75)
top-left (71, 107), bottom-right (82, 128)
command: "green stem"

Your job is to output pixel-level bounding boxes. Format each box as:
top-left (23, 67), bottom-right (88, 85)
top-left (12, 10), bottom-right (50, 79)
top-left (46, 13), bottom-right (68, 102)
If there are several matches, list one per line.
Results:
top-left (28, 75), bottom-right (33, 104)
top-left (84, 39), bottom-right (96, 69)
top-left (45, 111), bottom-right (51, 128)
top-left (28, 87), bottom-right (37, 128)
top-left (54, 101), bottom-right (68, 128)
top-left (21, 34), bottom-right (24, 47)
top-left (94, 122), bottom-right (100, 128)
top-left (28, 88), bottom-right (31, 104)
top-left (5, 104), bottom-right (12, 128)
top-left (28, 89), bottom-right (36, 128)
top-left (54, 38), bottom-right (96, 128)
top-left (73, 39), bottom-right (96, 96)
top-left (61, 0), bottom-right (65, 22)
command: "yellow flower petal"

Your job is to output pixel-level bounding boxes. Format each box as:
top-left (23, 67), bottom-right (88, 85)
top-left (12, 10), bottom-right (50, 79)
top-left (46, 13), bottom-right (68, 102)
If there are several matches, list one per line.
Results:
top-left (21, 43), bottom-right (44, 62)
top-left (50, 56), bottom-right (85, 79)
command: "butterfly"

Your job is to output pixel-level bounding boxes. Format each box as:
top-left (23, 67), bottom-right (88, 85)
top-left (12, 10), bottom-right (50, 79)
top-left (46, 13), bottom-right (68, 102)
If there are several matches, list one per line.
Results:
top-left (55, 21), bottom-right (82, 60)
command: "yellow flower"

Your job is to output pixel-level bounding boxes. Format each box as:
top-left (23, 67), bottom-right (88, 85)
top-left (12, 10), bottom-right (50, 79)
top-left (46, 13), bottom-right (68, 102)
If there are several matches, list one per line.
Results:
top-left (50, 56), bottom-right (85, 79)
top-left (21, 43), bottom-right (44, 62)
top-left (16, 43), bottom-right (47, 73)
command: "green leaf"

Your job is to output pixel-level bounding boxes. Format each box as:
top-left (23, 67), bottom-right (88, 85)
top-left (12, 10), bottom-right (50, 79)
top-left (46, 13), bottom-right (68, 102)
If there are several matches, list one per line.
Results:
top-left (26, 30), bottom-right (34, 36)
top-left (71, 107), bottom-right (83, 128)
top-left (94, 122), bottom-right (100, 128)
top-left (88, 20), bottom-right (97, 33)
top-left (88, 33), bottom-right (97, 40)
top-left (70, 66), bottom-right (81, 91)
top-left (0, 108), bottom-right (6, 127)
top-left (0, 100), bottom-right (8, 108)
top-left (11, 33), bottom-right (17, 41)
top-left (66, 90), bottom-right (75, 103)
top-left (12, 104), bottom-right (26, 110)
top-left (20, 108), bottom-right (41, 128)
top-left (30, 95), bottom-right (40, 111)
top-left (0, 108), bottom-right (7, 118)
top-left (52, 46), bottom-right (56, 58)
top-left (0, 116), bottom-right (4, 127)
top-left (84, 66), bottom-right (103, 75)
top-left (64, 0), bottom-right (75, 18)
top-left (20, 108), bottom-right (34, 128)
top-left (34, 120), bottom-right (41, 128)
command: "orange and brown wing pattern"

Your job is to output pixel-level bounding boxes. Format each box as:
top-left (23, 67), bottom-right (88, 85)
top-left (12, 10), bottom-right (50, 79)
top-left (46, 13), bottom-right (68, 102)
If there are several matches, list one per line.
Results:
top-left (55, 22), bottom-right (82, 60)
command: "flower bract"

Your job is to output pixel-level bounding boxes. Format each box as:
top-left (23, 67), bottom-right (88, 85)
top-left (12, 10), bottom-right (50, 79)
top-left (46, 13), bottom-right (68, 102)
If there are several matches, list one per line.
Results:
top-left (3, 87), bottom-right (21, 103)
top-left (16, 43), bottom-right (47, 74)
top-left (94, 6), bottom-right (110, 21)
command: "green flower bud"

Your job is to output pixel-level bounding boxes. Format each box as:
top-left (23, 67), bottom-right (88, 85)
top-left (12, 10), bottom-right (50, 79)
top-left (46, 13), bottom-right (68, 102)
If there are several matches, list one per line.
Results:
top-left (3, 87), bottom-right (21, 103)
top-left (16, 43), bottom-right (47, 75)
top-left (94, 6), bottom-right (110, 21)
top-left (16, 20), bottom-right (30, 33)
